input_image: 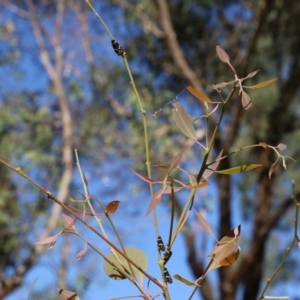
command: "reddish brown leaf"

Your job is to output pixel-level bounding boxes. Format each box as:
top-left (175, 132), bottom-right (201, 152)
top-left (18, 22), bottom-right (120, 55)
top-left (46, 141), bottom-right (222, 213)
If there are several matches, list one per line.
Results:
top-left (62, 214), bottom-right (76, 230)
top-left (128, 167), bottom-right (157, 183)
top-left (218, 247), bottom-right (240, 266)
top-left (203, 150), bottom-right (223, 179)
top-left (76, 243), bottom-right (88, 260)
top-left (241, 91), bottom-right (252, 110)
top-left (194, 210), bottom-right (215, 239)
top-left (146, 188), bottom-right (163, 215)
top-left (170, 147), bottom-right (185, 170)
top-left (154, 163), bottom-right (171, 169)
top-left (105, 200), bottom-right (120, 214)
top-left (35, 235), bottom-right (58, 245)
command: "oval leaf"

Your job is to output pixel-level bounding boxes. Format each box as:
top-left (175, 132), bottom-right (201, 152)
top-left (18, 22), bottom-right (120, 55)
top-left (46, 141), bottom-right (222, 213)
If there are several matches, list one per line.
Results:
top-left (215, 164), bottom-right (262, 174)
top-left (173, 274), bottom-right (200, 286)
top-left (246, 69), bottom-right (260, 79)
top-left (103, 247), bottom-right (148, 280)
top-left (216, 45), bottom-right (230, 63)
top-left (105, 200), bottom-right (120, 214)
top-left (172, 103), bottom-right (197, 141)
top-left (277, 143), bottom-right (287, 151)
top-left (241, 91), bottom-right (252, 110)
top-left (186, 85), bottom-right (212, 103)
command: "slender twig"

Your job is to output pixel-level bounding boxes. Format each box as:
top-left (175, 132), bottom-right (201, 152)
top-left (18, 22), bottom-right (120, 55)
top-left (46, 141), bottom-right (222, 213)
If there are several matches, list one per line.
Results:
top-left (0, 158), bottom-right (166, 291)
top-left (257, 181), bottom-right (299, 300)
top-left (171, 85), bottom-right (237, 245)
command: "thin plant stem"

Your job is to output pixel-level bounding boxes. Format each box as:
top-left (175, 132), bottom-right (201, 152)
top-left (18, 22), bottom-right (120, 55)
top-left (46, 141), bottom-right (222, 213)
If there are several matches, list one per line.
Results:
top-left (0, 158), bottom-right (166, 291)
top-left (171, 85), bottom-right (237, 245)
top-left (257, 181), bottom-right (299, 300)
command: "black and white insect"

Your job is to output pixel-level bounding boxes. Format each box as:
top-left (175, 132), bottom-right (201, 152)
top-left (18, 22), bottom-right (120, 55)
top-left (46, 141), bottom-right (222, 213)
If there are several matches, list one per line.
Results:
top-left (111, 39), bottom-right (124, 56)
top-left (163, 267), bottom-right (172, 284)
top-left (163, 248), bottom-right (172, 265)
top-left (157, 236), bottom-right (165, 252)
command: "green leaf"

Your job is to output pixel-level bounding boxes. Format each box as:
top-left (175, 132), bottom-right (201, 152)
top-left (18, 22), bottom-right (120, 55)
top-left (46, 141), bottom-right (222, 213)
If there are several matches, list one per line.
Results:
top-left (173, 274), bottom-right (200, 286)
top-left (103, 247), bottom-right (148, 280)
top-left (172, 103), bottom-right (197, 141)
top-left (215, 164), bottom-right (262, 174)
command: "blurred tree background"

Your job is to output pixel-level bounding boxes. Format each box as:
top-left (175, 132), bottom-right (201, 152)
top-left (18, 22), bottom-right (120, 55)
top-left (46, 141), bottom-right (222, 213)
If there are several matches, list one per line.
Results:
top-left (0, 0), bottom-right (299, 299)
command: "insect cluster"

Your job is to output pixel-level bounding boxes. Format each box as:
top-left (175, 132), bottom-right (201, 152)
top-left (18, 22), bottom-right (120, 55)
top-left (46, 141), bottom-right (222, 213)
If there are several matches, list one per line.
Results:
top-left (157, 236), bottom-right (173, 284)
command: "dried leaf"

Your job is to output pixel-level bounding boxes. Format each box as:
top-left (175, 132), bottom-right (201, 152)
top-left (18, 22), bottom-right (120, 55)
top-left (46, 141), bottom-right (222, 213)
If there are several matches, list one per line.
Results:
top-left (246, 78), bottom-right (278, 89)
top-left (128, 167), bottom-right (157, 183)
top-left (62, 214), bottom-right (76, 230)
top-left (241, 91), bottom-right (252, 110)
top-left (172, 102), bottom-right (197, 141)
top-left (216, 45), bottom-right (230, 63)
top-left (203, 150), bottom-right (224, 179)
top-left (162, 185), bottom-right (185, 194)
top-left (170, 147), bottom-right (185, 170)
top-left (58, 289), bottom-right (80, 300)
top-left (189, 181), bottom-right (209, 189)
top-left (146, 188), bottom-right (164, 215)
top-left (105, 200), bottom-right (120, 214)
top-left (277, 143), bottom-right (287, 151)
top-left (218, 247), bottom-right (240, 266)
top-left (269, 161), bottom-right (277, 179)
top-left (246, 70), bottom-right (260, 78)
top-left (194, 210), bottom-right (215, 238)
top-left (259, 142), bottom-right (267, 148)
top-left (212, 82), bottom-right (231, 89)
top-left (154, 163), bottom-right (171, 169)
top-left (209, 225), bottom-right (241, 268)
top-left (173, 274), bottom-right (200, 286)
top-left (215, 164), bottom-right (262, 174)
top-left (35, 235), bottom-right (58, 245)
top-left (76, 243), bottom-right (88, 260)
top-left (186, 85), bottom-right (212, 103)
